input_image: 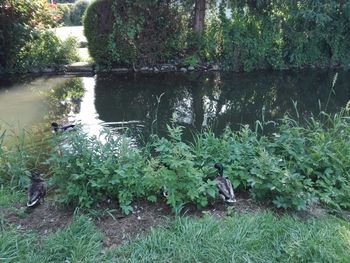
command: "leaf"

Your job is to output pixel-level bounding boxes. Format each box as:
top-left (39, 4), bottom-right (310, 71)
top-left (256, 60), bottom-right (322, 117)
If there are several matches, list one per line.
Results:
top-left (232, 179), bottom-right (241, 189)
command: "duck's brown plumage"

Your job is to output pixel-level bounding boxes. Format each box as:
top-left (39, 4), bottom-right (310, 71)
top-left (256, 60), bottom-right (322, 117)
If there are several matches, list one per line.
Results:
top-left (27, 170), bottom-right (47, 207)
top-left (213, 163), bottom-right (236, 204)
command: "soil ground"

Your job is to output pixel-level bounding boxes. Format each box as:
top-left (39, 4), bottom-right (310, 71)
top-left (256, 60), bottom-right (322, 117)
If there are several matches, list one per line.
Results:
top-left (2, 194), bottom-right (265, 249)
top-left (3, 190), bottom-right (349, 249)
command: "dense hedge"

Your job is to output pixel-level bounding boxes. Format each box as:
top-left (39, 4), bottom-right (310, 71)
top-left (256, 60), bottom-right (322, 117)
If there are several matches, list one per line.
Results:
top-left (84, 0), bottom-right (187, 67)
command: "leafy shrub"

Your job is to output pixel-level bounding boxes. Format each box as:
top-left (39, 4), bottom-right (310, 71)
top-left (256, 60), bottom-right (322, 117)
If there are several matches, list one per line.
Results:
top-left (47, 109), bottom-right (350, 212)
top-left (49, 130), bottom-right (145, 214)
top-left (15, 31), bottom-right (79, 73)
top-left (144, 125), bottom-right (217, 212)
top-left (191, 111), bottom-right (350, 210)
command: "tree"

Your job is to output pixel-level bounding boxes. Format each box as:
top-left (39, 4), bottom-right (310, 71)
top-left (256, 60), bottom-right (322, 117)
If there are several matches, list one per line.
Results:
top-left (193, 0), bottom-right (206, 35)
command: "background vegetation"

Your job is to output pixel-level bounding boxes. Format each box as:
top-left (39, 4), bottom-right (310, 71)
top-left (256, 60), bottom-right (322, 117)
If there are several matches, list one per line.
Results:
top-left (57, 0), bottom-right (90, 26)
top-left (0, 0), bottom-right (78, 74)
top-left (84, 0), bottom-right (350, 70)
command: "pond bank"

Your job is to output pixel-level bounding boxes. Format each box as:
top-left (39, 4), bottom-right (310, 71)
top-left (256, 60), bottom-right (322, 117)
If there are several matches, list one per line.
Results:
top-left (1, 61), bottom-right (348, 76)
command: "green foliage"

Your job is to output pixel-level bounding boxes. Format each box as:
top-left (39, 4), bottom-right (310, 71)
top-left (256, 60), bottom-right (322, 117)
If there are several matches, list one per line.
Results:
top-left (182, 55), bottom-right (199, 67)
top-left (0, 186), bottom-right (25, 208)
top-left (69, 0), bottom-right (89, 26)
top-left (46, 109), bottom-right (350, 212)
top-left (83, 0), bottom-right (113, 66)
top-left (191, 111), bottom-right (350, 210)
top-left (3, 107), bottom-right (350, 213)
top-left (82, 0), bottom-right (350, 70)
top-left (56, 3), bottom-right (74, 26)
top-left (208, 1), bottom-right (350, 70)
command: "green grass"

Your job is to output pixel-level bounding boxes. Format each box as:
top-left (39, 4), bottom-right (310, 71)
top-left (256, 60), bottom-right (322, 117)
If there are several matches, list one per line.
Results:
top-left (0, 215), bottom-right (102, 263)
top-left (109, 212), bottom-right (350, 263)
top-left (1, 212), bottom-right (349, 262)
top-left (0, 186), bottom-right (25, 208)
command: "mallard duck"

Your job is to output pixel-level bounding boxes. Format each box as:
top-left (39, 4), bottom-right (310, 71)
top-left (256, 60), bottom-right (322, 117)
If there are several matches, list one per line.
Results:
top-left (27, 170), bottom-right (47, 207)
top-left (213, 163), bottom-right (236, 204)
top-left (51, 122), bottom-right (75, 133)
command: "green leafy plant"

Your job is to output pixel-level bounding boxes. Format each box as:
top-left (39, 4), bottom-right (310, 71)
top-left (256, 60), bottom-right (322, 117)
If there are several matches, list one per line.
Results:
top-left (48, 130), bottom-right (144, 214)
top-left (144, 125), bottom-right (217, 212)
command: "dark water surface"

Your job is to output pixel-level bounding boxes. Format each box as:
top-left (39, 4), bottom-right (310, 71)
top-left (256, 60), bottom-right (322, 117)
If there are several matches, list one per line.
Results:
top-left (0, 70), bottom-right (349, 140)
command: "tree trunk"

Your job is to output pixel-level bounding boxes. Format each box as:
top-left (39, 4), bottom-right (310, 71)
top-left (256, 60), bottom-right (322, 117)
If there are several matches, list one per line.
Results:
top-left (193, 0), bottom-right (206, 35)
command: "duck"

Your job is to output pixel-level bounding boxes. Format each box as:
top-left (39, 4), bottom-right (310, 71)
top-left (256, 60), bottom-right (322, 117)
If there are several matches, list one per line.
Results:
top-left (213, 163), bottom-right (236, 204)
top-left (27, 169), bottom-right (47, 207)
top-left (51, 122), bottom-right (75, 133)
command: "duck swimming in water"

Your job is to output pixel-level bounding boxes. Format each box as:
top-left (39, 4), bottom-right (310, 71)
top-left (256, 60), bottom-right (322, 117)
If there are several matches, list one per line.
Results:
top-left (213, 163), bottom-right (236, 204)
top-left (51, 122), bottom-right (75, 133)
top-left (27, 170), bottom-right (47, 207)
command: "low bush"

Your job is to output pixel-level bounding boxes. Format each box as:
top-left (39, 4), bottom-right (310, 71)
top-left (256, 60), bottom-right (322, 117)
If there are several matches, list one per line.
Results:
top-left (15, 31), bottom-right (79, 73)
top-left (48, 130), bottom-right (145, 214)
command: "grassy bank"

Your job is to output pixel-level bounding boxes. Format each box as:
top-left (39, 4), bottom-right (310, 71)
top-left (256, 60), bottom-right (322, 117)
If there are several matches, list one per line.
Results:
top-left (1, 211), bottom-right (349, 263)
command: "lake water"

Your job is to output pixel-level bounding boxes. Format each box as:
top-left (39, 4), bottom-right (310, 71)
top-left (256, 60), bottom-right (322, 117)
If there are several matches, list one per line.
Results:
top-left (0, 70), bottom-right (349, 141)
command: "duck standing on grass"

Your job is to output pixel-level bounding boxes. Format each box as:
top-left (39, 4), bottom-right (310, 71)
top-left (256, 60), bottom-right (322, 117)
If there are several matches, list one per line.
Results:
top-left (27, 170), bottom-right (47, 207)
top-left (51, 122), bottom-right (75, 133)
top-left (213, 163), bottom-right (236, 204)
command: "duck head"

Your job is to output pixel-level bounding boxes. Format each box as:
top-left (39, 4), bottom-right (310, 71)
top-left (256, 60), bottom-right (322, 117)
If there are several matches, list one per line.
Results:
top-left (51, 122), bottom-right (59, 132)
top-left (214, 163), bottom-right (224, 176)
top-left (30, 169), bottom-right (44, 182)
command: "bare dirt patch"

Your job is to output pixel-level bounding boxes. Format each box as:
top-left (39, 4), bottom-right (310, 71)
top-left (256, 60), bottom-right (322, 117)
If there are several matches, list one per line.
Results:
top-left (3, 202), bottom-right (72, 236)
